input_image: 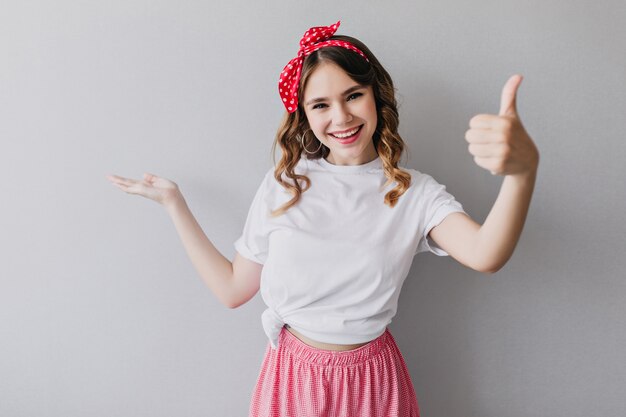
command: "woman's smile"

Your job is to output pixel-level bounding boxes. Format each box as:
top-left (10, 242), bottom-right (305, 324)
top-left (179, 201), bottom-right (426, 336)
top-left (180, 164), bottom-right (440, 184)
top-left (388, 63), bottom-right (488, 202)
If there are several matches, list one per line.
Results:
top-left (328, 125), bottom-right (363, 144)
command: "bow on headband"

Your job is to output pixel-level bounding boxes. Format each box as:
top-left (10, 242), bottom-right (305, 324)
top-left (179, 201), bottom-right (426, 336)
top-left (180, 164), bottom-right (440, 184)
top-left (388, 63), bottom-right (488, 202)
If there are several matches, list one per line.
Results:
top-left (278, 21), bottom-right (369, 113)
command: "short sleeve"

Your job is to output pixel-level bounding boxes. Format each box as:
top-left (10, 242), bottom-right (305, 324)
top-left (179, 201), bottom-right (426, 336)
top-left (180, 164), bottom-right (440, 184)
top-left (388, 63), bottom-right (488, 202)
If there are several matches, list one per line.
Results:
top-left (233, 171), bottom-right (272, 265)
top-left (415, 175), bottom-right (466, 256)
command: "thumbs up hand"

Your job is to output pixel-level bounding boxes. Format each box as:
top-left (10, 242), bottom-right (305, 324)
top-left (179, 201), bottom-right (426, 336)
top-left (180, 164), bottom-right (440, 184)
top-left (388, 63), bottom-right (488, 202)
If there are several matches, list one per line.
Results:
top-left (465, 75), bottom-right (539, 176)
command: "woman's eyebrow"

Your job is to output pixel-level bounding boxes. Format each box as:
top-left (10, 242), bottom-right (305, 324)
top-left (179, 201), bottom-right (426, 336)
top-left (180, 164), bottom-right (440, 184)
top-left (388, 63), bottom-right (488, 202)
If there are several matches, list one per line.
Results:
top-left (305, 85), bottom-right (364, 106)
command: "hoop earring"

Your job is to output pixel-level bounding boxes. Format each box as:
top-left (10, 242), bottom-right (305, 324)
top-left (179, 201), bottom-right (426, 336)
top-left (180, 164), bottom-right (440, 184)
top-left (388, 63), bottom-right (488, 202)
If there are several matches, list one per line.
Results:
top-left (298, 130), bottom-right (322, 155)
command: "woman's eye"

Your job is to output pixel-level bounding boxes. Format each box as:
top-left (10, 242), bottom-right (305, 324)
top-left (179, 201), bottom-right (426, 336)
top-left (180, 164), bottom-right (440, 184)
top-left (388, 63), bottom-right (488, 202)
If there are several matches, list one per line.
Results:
top-left (312, 103), bottom-right (327, 110)
top-left (347, 92), bottom-right (363, 101)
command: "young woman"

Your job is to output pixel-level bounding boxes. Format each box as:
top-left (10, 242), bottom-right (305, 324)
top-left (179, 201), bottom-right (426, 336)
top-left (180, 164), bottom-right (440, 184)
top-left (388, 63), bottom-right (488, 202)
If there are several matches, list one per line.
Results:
top-left (107, 21), bottom-right (539, 417)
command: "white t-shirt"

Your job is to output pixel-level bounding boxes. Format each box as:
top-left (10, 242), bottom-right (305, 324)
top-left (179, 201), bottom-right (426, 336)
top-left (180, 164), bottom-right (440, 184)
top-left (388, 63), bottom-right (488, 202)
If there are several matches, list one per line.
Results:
top-left (234, 155), bottom-right (466, 349)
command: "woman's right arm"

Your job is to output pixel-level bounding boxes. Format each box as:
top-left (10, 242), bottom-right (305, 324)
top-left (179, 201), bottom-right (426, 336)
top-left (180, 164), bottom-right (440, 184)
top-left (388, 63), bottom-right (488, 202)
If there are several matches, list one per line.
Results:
top-left (107, 173), bottom-right (262, 308)
top-left (164, 195), bottom-right (262, 308)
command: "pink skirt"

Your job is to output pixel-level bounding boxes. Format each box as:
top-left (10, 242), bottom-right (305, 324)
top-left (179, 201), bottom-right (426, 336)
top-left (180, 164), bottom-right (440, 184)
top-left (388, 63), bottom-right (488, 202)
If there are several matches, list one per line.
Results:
top-left (249, 326), bottom-right (420, 417)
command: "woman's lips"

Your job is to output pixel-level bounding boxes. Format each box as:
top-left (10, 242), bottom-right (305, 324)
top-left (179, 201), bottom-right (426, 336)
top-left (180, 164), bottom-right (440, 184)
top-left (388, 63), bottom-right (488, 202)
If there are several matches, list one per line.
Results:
top-left (328, 125), bottom-right (363, 144)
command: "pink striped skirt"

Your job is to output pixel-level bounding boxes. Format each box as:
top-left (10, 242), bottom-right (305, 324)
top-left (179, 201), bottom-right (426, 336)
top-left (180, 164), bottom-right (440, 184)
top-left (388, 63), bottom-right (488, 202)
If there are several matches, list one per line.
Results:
top-left (249, 326), bottom-right (420, 417)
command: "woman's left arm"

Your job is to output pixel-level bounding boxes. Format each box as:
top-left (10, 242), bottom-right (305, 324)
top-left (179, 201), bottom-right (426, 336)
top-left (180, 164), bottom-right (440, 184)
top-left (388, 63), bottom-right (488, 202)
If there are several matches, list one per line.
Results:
top-left (428, 75), bottom-right (540, 273)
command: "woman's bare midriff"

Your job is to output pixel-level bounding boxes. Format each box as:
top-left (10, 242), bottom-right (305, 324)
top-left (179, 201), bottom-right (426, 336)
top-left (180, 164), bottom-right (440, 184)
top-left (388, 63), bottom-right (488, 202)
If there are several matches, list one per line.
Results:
top-left (285, 324), bottom-right (370, 351)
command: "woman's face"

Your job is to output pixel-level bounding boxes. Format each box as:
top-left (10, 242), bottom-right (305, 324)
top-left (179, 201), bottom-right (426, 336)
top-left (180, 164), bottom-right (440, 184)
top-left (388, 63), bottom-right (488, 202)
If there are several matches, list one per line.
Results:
top-left (302, 62), bottom-right (378, 166)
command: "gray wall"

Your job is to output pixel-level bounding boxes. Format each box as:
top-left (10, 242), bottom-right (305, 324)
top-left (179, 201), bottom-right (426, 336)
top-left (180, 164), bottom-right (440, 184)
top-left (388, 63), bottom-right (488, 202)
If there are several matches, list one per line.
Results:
top-left (1, 1), bottom-right (625, 416)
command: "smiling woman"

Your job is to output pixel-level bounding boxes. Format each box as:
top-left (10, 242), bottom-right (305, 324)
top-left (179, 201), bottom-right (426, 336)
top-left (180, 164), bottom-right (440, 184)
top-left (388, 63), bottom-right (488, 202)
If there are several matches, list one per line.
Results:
top-left (107, 19), bottom-right (539, 417)
top-left (302, 62), bottom-right (378, 165)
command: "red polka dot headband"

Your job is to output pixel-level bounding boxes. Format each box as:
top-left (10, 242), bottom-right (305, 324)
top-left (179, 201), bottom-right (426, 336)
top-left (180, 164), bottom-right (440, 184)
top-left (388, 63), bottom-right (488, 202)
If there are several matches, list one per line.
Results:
top-left (278, 20), bottom-right (369, 113)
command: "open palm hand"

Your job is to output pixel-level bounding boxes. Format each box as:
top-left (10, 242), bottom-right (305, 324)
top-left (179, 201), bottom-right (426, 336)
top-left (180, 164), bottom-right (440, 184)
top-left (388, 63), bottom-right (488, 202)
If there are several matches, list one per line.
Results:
top-left (106, 173), bottom-right (181, 206)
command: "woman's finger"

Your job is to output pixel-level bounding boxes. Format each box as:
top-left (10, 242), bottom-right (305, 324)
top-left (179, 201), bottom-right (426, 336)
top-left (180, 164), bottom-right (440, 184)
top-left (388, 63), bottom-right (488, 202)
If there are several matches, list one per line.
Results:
top-left (107, 174), bottom-right (127, 183)
top-left (113, 180), bottom-right (140, 194)
top-left (107, 174), bottom-right (143, 193)
top-left (465, 128), bottom-right (503, 144)
top-left (108, 175), bottom-right (141, 187)
top-left (468, 142), bottom-right (509, 158)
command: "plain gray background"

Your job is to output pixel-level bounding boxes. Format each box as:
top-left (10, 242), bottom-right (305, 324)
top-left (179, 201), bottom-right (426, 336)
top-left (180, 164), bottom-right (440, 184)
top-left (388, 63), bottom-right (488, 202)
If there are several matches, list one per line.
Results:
top-left (1, 0), bottom-right (625, 416)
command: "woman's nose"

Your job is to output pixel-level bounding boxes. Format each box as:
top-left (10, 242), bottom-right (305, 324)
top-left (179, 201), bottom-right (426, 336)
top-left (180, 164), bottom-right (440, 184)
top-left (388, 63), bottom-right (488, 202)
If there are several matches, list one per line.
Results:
top-left (332, 104), bottom-right (353, 126)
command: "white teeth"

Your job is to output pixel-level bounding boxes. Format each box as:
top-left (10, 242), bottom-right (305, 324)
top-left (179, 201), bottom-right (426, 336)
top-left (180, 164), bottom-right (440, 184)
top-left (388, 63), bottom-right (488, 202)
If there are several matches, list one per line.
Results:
top-left (330, 126), bottom-right (360, 139)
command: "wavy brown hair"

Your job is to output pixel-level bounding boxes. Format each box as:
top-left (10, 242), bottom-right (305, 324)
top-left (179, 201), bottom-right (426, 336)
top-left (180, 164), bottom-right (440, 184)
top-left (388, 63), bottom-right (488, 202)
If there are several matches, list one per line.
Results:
top-left (270, 35), bottom-right (411, 217)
